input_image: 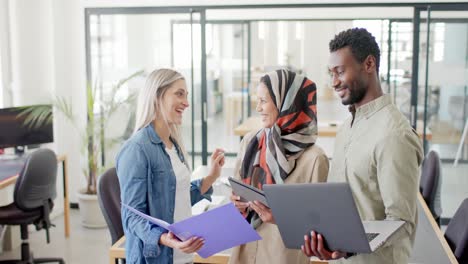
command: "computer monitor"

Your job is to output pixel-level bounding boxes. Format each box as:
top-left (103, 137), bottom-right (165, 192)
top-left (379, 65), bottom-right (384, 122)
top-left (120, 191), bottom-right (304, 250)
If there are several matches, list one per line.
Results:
top-left (0, 105), bottom-right (54, 149)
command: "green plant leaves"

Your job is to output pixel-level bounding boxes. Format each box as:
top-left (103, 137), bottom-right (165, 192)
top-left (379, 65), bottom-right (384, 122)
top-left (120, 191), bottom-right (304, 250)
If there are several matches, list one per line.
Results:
top-left (16, 105), bottom-right (53, 130)
top-left (55, 70), bottom-right (144, 194)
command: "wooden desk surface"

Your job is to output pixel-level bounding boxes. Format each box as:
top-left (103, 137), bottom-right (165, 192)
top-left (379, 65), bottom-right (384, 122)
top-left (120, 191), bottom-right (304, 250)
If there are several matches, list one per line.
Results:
top-left (411, 193), bottom-right (458, 263)
top-left (234, 116), bottom-right (432, 140)
top-left (109, 236), bottom-right (125, 264)
top-left (0, 154), bottom-right (70, 238)
top-left (0, 174), bottom-right (18, 189)
top-left (109, 236), bottom-right (325, 264)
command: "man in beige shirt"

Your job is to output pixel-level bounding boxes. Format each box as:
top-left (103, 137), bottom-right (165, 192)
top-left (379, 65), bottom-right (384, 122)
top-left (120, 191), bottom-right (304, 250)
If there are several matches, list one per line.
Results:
top-left (302, 28), bottom-right (423, 264)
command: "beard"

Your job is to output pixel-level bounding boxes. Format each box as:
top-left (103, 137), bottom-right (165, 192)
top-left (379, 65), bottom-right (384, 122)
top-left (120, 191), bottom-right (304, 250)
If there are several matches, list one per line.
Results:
top-left (341, 79), bottom-right (367, 105)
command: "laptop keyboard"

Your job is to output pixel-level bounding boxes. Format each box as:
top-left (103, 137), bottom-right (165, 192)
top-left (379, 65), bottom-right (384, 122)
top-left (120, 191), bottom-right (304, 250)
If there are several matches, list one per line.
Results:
top-left (366, 233), bottom-right (379, 242)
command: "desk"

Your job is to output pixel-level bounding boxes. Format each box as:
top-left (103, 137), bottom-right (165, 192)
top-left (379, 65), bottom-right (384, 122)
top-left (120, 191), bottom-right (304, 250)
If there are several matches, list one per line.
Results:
top-left (234, 116), bottom-right (433, 140)
top-left (225, 92), bottom-right (258, 132)
top-left (109, 236), bottom-right (124, 264)
top-left (410, 193), bottom-right (458, 264)
top-left (0, 154), bottom-right (70, 238)
top-left (109, 236), bottom-right (230, 264)
top-left (109, 236), bottom-right (326, 264)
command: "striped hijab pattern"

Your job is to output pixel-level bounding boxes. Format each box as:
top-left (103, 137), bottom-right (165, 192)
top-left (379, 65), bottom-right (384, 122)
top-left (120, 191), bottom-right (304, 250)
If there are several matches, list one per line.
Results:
top-left (241, 69), bottom-right (318, 188)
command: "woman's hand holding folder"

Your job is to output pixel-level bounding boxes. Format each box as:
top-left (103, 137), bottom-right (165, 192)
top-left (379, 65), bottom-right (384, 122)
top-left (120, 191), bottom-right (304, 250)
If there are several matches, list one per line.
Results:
top-left (159, 231), bottom-right (205, 254)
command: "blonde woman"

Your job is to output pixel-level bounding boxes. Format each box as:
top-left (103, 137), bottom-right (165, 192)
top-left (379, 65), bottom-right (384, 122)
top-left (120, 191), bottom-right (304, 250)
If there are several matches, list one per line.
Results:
top-left (116, 69), bottom-right (225, 264)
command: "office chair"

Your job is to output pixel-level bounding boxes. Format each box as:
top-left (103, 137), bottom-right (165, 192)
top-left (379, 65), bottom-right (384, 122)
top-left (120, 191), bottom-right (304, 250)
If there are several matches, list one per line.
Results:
top-left (97, 167), bottom-right (123, 245)
top-left (445, 198), bottom-right (468, 264)
top-left (420, 150), bottom-right (441, 224)
top-left (97, 168), bottom-right (125, 264)
top-left (0, 148), bottom-right (65, 264)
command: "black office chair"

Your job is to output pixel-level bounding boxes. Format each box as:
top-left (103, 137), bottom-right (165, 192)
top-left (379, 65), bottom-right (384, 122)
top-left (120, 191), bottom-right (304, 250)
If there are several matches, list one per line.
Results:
top-left (0, 148), bottom-right (65, 264)
top-left (420, 150), bottom-right (441, 224)
top-left (97, 167), bottom-right (123, 245)
top-left (444, 198), bottom-right (468, 264)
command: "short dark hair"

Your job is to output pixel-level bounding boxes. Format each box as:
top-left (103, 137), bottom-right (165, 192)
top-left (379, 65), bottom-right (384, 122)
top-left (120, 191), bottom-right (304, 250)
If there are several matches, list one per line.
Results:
top-left (329, 28), bottom-right (381, 74)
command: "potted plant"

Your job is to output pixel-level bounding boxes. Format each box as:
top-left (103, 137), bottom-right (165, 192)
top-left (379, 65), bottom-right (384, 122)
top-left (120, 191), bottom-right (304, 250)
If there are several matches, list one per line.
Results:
top-left (21, 70), bottom-right (143, 227)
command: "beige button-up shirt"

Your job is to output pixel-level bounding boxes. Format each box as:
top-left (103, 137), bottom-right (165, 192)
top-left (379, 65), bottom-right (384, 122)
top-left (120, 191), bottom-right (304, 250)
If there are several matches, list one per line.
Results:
top-left (328, 94), bottom-right (423, 264)
top-left (229, 130), bottom-right (330, 264)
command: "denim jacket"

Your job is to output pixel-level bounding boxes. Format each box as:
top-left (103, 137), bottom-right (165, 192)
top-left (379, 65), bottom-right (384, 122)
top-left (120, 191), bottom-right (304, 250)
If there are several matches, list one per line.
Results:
top-left (116, 124), bottom-right (213, 264)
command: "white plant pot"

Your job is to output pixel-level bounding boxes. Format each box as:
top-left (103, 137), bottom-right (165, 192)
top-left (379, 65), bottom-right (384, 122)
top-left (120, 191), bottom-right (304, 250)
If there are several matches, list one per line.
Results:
top-left (77, 189), bottom-right (107, 228)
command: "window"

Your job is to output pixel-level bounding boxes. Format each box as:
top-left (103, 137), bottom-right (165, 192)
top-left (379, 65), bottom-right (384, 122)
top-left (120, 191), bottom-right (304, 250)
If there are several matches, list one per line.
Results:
top-left (433, 23), bottom-right (445, 62)
top-left (89, 15), bottom-right (128, 111)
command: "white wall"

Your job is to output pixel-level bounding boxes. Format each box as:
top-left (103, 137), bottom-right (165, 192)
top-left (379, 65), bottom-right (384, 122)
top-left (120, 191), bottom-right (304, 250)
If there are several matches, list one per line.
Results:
top-left (8, 0), bottom-right (55, 105)
top-left (0, 0), bottom-right (12, 108)
top-left (2, 0), bottom-right (86, 204)
top-left (51, 0), bottom-right (87, 202)
top-left (436, 23), bottom-right (468, 124)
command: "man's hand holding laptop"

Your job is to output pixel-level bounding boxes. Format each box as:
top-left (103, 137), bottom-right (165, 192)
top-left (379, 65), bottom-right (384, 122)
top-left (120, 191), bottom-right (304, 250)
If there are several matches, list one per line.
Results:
top-left (302, 231), bottom-right (347, 260)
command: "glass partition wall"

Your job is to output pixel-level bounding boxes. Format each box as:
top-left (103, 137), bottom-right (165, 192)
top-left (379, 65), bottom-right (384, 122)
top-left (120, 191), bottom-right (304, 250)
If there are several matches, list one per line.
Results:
top-left (85, 4), bottom-right (468, 220)
top-left (172, 21), bottom-right (251, 157)
top-left (418, 8), bottom-right (468, 220)
top-left (204, 15), bottom-right (410, 160)
top-left (85, 9), bottom-right (205, 168)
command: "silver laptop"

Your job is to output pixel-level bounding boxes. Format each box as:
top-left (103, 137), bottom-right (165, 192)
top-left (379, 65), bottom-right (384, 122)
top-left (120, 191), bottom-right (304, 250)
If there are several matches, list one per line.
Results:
top-left (263, 183), bottom-right (404, 254)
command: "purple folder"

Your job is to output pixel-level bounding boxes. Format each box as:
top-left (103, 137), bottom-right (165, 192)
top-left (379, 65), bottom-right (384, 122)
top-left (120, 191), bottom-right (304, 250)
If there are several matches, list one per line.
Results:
top-left (122, 203), bottom-right (261, 258)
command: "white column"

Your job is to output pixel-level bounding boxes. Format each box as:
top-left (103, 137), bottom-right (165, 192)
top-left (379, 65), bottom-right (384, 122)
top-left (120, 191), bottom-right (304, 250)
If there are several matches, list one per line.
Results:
top-left (8, 0), bottom-right (55, 106)
top-left (8, 0), bottom-right (86, 204)
top-left (51, 0), bottom-right (87, 203)
top-left (0, 0), bottom-right (12, 108)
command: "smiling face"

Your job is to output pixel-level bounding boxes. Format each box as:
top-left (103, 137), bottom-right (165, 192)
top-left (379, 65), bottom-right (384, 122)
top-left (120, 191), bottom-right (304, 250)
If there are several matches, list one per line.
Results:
top-left (159, 79), bottom-right (189, 125)
top-left (328, 47), bottom-right (369, 106)
top-left (256, 82), bottom-right (279, 128)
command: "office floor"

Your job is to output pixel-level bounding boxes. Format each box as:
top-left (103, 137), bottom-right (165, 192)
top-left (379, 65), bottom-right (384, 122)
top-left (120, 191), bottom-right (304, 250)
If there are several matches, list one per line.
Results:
top-left (0, 209), bottom-right (109, 264)
top-left (440, 163), bottom-right (468, 219)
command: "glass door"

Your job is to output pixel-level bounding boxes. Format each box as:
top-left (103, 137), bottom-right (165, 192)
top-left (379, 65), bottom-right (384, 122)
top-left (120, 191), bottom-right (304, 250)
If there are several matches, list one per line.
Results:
top-left (386, 20), bottom-right (414, 120)
top-left (85, 8), bottom-right (205, 169)
top-left (172, 20), bottom-right (250, 166)
top-left (205, 22), bottom-right (250, 161)
top-left (418, 7), bottom-right (468, 220)
top-left (203, 6), bottom-right (414, 161)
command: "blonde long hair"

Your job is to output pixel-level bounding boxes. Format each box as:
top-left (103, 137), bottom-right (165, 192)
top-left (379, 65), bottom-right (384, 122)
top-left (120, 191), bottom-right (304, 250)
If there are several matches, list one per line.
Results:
top-left (134, 68), bottom-right (189, 166)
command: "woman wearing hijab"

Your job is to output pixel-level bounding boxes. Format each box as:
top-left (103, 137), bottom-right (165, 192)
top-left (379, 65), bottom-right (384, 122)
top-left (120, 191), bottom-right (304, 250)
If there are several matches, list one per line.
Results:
top-left (229, 69), bottom-right (329, 264)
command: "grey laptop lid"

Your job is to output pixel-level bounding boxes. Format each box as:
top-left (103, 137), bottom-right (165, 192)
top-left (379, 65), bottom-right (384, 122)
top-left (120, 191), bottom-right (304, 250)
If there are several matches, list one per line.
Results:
top-left (264, 183), bottom-right (401, 254)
